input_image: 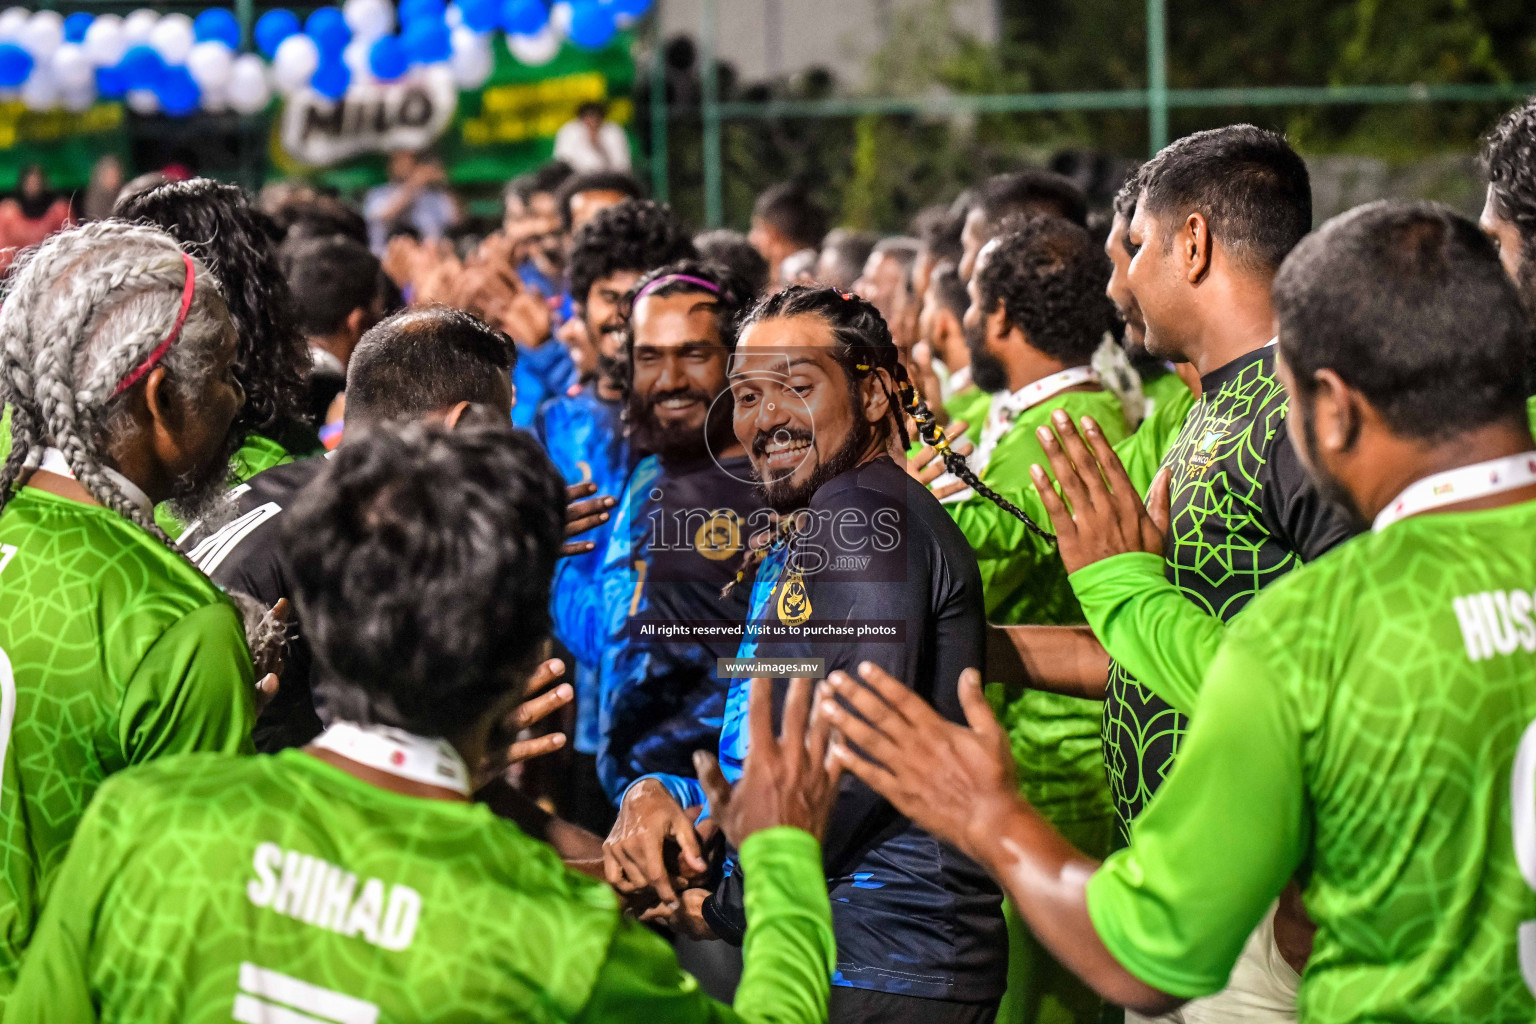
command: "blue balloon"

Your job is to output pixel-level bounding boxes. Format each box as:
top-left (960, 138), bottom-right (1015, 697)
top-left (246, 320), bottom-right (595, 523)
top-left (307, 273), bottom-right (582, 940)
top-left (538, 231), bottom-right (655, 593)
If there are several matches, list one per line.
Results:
top-left (567, 1), bottom-right (617, 49)
top-left (311, 56), bottom-right (350, 99)
top-left (63, 12), bottom-right (93, 44)
top-left (399, 0), bottom-right (447, 26)
top-left (0, 44), bottom-right (30, 88)
top-left (193, 9), bottom-right (242, 48)
top-left (459, 0), bottom-right (500, 33)
top-left (255, 10), bottom-right (301, 58)
top-left (499, 0), bottom-right (547, 34)
top-left (612, 0), bottom-right (652, 17)
top-left (95, 63), bottom-right (127, 99)
top-left (401, 19), bottom-right (451, 63)
top-left (156, 66), bottom-right (200, 116)
top-left (305, 7), bottom-right (351, 55)
top-left (368, 35), bottom-right (408, 80)
top-left (120, 45), bottom-right (166, 89)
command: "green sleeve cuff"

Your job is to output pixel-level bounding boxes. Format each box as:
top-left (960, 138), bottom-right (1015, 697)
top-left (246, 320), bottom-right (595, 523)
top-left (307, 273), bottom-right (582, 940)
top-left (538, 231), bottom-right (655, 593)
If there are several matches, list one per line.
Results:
top-left (1084, 855), bottom-right (1227, 1001)
top-left (1068, 551), bottom-right (1167, 601)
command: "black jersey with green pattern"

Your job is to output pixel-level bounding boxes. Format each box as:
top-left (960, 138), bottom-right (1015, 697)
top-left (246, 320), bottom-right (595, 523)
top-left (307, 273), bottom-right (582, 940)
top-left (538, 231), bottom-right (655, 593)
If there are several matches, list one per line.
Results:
top-left (1102, 346), bottom-right (1355, 841)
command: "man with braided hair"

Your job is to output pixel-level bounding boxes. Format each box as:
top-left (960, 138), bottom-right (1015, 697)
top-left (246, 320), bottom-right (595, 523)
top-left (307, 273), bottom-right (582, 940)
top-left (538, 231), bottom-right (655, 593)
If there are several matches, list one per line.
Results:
top-left (610, 286), bottom-right (1023, 1023)
top-left (0, 221), bottom-right (260, 1003)
top-left (113, 178), bottom-right (320, 540)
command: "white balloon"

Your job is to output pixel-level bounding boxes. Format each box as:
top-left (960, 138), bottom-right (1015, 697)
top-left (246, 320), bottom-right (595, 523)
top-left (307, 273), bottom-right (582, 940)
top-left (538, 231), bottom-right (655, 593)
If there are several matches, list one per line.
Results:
top-left (342, 0), bottom-right (394, 39)
top-left (148, 12), bottom-right (194, 65)
top-left (227, 54), bottom-right (271, 114)
top-left (19, 10), bottom-right (63, 60)
top-left (51, 43), bottom-right (92, 90)
top-left (122, 9), bottom-right (158, 45)
top-left (125, 87), bottom-right (159, 114)
top-left (271, 33), bottom-right (319, 93)
top-left (449, 30), bottom-right (492, 89)
top-left (61, 81), bottom-right (96, 112)
top-left (343, 38), bottom-right (376, 85)
top-left (82, 14), bottom-right (126, 67)
top-left (0, 7), bottom-right (29, 43)
top-left (548, 2), bottom-right (573, 35)
top-left (445, 3), bottom-right (463, 29)
top-left (199, 83), bottom-right (227, 112)
top-left (507, 27), bottom-right (560, 67)
top-left (20, 66), bottom-right (56, 110)
top-left (187, 40), bottom-right (235, 90)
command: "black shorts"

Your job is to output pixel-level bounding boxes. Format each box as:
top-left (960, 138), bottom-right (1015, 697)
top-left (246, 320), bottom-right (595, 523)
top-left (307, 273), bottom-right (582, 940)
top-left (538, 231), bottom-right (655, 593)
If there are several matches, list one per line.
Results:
top-left (829, 986), bottom-right (1000, 1024)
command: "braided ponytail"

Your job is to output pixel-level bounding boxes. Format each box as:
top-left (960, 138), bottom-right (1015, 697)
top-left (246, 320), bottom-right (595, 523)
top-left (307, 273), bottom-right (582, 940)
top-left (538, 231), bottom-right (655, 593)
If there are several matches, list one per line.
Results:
top-left (892, 362), bottom-right (1054, 540)
top-left (0, 219), bottom-right (231, 546)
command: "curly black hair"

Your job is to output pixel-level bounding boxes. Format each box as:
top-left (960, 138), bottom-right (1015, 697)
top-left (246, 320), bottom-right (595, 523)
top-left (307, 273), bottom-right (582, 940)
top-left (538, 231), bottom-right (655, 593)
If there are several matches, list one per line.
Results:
top-left (738, 285), bottom-right (1051, 538)
top-left (567, 198), bottom-right (696, 310)
top-left (280, 421), bottom-right (567, 739)
top-left (115, 178), bottom-right (309, 443)
top-left (1484, 99), bottom-right (1536, 278)
top-left (975, 216), bottom-right (1114, 365)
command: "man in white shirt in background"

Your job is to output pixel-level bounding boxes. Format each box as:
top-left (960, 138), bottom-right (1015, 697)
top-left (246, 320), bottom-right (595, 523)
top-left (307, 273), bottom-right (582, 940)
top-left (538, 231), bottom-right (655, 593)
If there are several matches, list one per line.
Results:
top-left (554, 101), bottom-right (633, 174)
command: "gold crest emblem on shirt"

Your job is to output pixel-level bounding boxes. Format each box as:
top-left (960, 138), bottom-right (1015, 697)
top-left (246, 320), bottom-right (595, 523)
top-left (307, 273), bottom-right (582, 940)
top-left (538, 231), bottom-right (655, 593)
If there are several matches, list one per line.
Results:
top-left (694, 510), bottom-right (743, 561)
top-left (777, 571), bottom-right (812, 626)
top-left (1187, 426), bottom-right (1227, 475)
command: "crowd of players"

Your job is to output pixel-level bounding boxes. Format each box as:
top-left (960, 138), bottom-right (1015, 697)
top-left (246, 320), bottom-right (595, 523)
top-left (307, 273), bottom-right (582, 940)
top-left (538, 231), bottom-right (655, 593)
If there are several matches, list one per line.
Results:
top-left (0, 97), bottom-right (1534, 1024)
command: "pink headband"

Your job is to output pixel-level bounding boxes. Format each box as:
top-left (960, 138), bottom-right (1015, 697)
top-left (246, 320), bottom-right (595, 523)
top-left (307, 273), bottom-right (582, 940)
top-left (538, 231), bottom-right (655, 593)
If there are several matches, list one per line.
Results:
top-left (111, 251), bottom-right (196, 398)
top-left (634, 273), bottom-right (721, 305)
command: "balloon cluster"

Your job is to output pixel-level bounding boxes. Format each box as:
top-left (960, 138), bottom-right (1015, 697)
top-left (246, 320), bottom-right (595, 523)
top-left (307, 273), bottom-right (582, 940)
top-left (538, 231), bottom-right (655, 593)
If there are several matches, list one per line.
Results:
top-left (0, 0), bottom-right (649, 116)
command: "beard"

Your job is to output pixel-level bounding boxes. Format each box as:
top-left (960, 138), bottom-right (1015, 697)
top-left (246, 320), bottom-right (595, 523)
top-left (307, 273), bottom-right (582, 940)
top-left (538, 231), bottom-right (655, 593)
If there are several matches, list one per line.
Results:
top-left (965, 319), bottom-right (1010, 394)
top-left (1296, 402), bottom-right (1367, 533)
top-left (163, 429), bottom-right (243, 535)
top-left (754, 414), bottom-right (874, 515)
top-left (628, 385), bottom-right (736, 464)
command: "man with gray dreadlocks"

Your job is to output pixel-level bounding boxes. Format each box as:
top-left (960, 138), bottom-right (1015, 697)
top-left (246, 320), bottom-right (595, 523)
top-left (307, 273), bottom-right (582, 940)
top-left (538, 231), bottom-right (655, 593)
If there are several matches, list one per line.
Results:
top-left (0, 221), bottom-right (261, 1004)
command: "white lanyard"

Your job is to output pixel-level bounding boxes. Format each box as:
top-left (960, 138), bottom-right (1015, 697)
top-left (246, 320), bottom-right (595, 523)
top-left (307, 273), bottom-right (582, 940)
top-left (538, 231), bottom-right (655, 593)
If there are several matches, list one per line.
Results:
top-left (1372, 451), bottom-right (1536, 533)
top-left (311, 721), bottom-right (472, 796)
top-left (38, 447), bottom-right (154, 520)
top-left (979, 366), bottom-right (1099, 458)
top-left (936, 365), bottom-right (1099, 505)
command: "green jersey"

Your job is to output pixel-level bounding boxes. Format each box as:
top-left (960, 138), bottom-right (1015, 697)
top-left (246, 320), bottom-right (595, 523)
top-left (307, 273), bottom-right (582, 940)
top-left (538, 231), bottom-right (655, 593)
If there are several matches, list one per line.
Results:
top-left (10, 751), bottom-right (835, 1024)
top-left (949, 385), bottom-right (1129, 826)
top-left (944, 382), bottom-right (991, 445)
top-left (0, 487), bottom-right (256, 1002)
top-left (157, 432), bottom-right (299, 540)
top-left (1087, 495), bottom-right (1536, 1023)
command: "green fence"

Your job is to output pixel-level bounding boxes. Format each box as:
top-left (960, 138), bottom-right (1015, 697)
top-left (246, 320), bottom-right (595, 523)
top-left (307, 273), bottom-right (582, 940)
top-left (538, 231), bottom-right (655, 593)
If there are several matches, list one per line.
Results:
top-left (655, 0), bottom-right (1536, 227)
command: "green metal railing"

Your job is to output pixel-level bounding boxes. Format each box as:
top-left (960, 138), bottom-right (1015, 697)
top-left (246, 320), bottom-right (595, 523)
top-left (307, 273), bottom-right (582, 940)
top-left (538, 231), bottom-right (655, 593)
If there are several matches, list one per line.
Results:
top-left (660, 0), bottom-right (1536, 227)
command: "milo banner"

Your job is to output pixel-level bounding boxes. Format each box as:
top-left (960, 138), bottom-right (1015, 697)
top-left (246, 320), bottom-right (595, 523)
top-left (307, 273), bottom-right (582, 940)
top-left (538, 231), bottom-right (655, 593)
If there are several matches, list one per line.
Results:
top-left (274, 31), bottom-right (634, 189)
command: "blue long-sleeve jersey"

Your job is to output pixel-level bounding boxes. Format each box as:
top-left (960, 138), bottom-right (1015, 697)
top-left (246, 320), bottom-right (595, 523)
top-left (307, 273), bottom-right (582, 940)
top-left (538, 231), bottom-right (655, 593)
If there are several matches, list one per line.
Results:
top-left (593, 452), bottom-right (769, 802)
top-left (648, 457), bottom-right (1007, 1003)
top-left (513, 340), bottom-right (580, 429)
top-left (534, 384), bottom-right (628, 754)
